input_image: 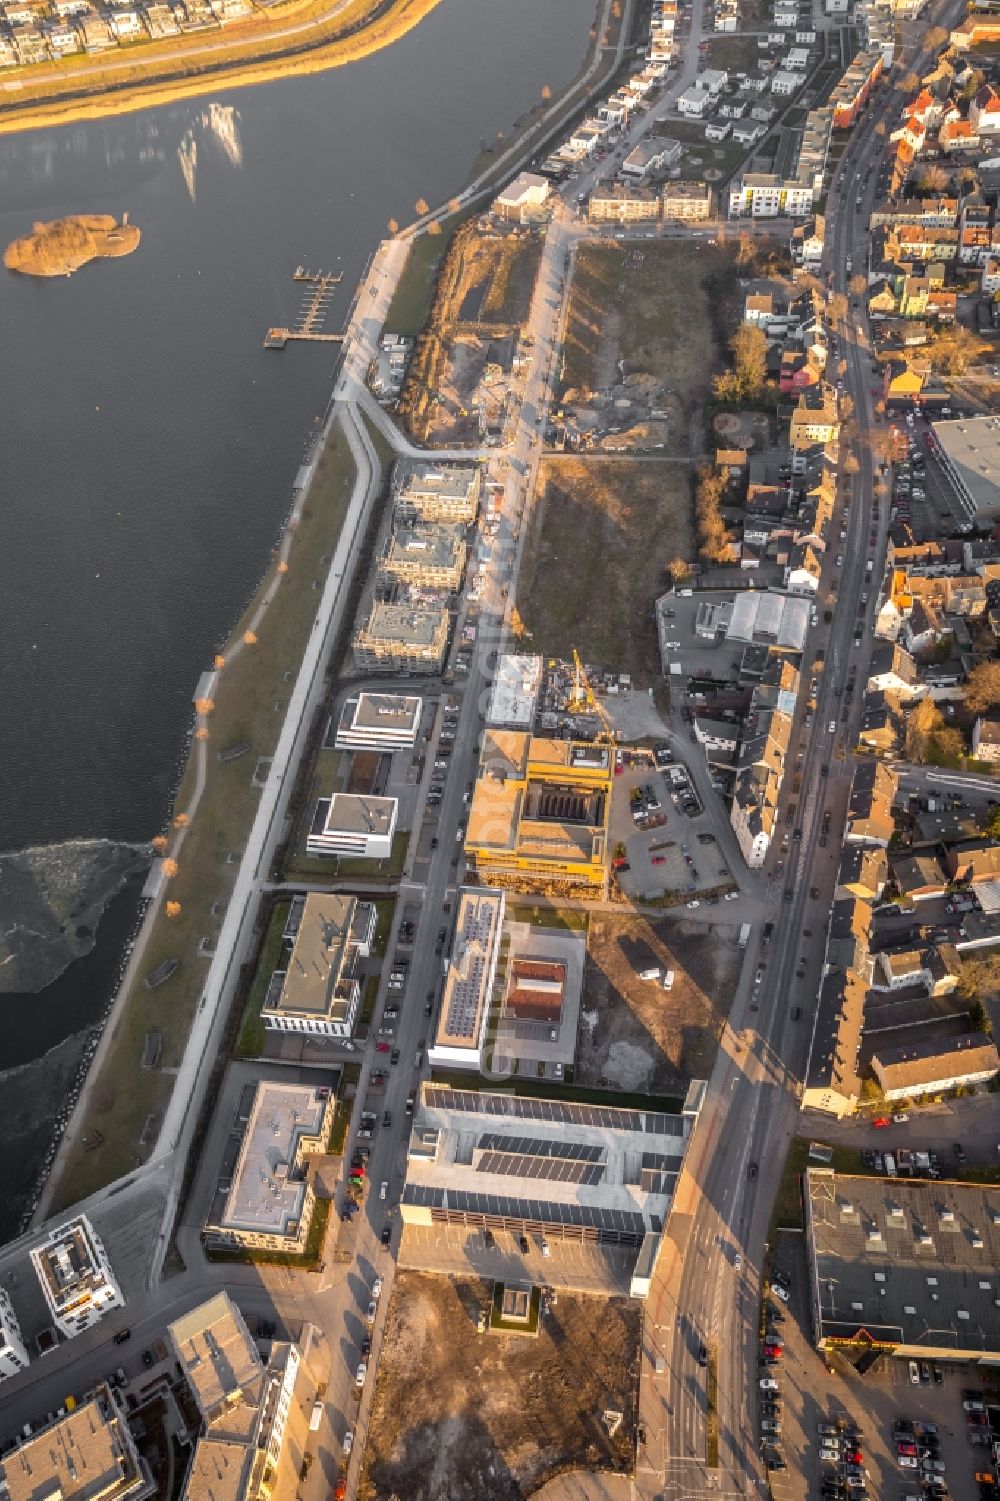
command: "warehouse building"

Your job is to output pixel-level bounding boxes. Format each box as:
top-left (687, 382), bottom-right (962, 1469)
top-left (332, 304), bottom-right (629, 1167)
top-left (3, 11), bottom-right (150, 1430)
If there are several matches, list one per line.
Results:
top-left (262, 892), bottom-right (375, 1038)
top-left (393, 461), bottom-right (481, 524)
top-left (30, 1215), bottom-right (125, 1339)
top-left (931, 415), bottom-right (1000, 520)
top-left (205, 1081), bottom-right (334, 1252)
top-left (429, 888), bottom-right (506, 1072)
top-left (353, 602), bottom-right (450, 675)
top-left (805, 1168), bottom-right (1000, 1363)
top-left (0, 1384), bottom-right (152, 1501)
top-left (401, 1081), bottom-right (705, 1297)
top-left (306, 792), bottom-right (397, 861)
top-left (334, 691), bottom-right (423, 753)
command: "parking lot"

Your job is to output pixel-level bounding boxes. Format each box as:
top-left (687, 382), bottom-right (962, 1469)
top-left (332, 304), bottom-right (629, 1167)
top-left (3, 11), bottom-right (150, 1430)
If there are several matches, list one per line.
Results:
top-left (610, 749), bottom-right (735, 902)
top-left (764, 1234), bottom-right (994, 1501)
top-left (890, 410), bottom-right (975, 537)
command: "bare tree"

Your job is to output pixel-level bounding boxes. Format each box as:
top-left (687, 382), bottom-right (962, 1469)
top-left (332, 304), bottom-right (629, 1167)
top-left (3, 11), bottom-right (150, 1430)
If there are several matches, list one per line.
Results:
top-left (850, 273), bottom-right (868, 297)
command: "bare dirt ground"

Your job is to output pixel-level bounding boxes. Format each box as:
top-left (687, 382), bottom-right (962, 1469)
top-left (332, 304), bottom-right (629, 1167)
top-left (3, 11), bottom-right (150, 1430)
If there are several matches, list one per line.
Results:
top-left (577, 916), bottom-right (742, 1093)
top-left (517, 457), bottom-right (693, 680)
top-left (360, 1274), bottom-right (638, 1501)
top-left (561, 239), bottom-right (740, 457)
top-left (399, 224), bottom-right (541, 445)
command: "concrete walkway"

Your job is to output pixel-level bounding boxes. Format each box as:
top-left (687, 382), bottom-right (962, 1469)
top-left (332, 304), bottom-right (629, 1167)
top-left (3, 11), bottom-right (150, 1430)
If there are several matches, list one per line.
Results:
top-left (532, 1473), bottom-right (635, 1501)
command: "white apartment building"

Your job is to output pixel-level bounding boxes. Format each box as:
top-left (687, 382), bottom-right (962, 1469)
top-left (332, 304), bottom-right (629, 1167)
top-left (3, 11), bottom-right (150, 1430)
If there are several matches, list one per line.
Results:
top-left (262, 892), bottom-right (375, 1038)
top-left (30, 1215), bottom-right (125, 1339)
top-left (729, 173), bottom-right (813, 217)
top-left (334, 691), bottom-right (422, 752)
top-left (0, 1288), bottom-right (28, 1380)
top-left (306, 792), bottom-right (397, 860)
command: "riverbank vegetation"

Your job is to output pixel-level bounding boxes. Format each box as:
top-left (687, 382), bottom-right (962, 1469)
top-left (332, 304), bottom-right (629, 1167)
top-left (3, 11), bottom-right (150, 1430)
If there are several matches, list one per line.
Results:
top-left (49, 421), bottom-right (360, 1212)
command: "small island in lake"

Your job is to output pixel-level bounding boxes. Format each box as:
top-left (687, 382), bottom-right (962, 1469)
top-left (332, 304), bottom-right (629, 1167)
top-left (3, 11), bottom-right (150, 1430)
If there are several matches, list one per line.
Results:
top-left (4, 214), bottom-right (141, 277)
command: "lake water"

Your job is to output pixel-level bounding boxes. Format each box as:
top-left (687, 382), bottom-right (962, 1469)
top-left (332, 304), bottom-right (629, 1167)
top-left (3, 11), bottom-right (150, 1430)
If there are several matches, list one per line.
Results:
top-left (0, 0), bottom-right (596, 1238)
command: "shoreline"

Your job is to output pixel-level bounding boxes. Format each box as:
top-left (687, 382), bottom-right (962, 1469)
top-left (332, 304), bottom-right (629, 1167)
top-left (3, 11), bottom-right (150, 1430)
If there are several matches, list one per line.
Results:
top-left (0, 0), bottom-right (442, 137)
top-left (28, 0), bottom-right (626, 1230)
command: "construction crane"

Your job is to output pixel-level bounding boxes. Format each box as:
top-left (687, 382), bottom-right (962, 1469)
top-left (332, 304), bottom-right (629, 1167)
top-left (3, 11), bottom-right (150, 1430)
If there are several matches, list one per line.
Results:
top-left (565, 649), bottom-right (617, 745)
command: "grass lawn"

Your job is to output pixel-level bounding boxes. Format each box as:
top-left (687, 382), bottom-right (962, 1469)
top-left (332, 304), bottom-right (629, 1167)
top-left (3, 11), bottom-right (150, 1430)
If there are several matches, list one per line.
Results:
top-left (50, 420), bottom-right (359, 1212)
top-left (234, 900), bottom-right (290, 1058)
top-left (508, 904), bottom-right (590, 933)
top-left (769, 1138), bottom-right (865, 1235)
top-left (284, 829), bottom-right (408, 883)
top-left (384, 215), bottom-right (469, 337)
top-left (705, 34), bottom-right (766, 71)
top-left (517, 457), bottom-right (694, 681)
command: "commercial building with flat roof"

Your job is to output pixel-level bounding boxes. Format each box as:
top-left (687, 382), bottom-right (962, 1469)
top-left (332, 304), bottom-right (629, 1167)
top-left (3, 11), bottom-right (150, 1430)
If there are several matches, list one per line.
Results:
top-left (334, 691), bottom-right (422, 752)
top-left (382, 523), bottom-right (467, 591)
top-left (306, 793), bottom-right (397, 860)
top-left (393, 460), bottom-right (481, 524)
top-left (932, 415), bottom-right (1000, 519)
top-left (353, 602), bottom-right (450, 675)
top-left (30, 1215), bottom-right (124, 1339)
top-left (262, 892), bottom-right (375, 1036)
top-left (0, 1385), bottom-right (152, 1501)
top-left (429, 888), bottom-right (505, 1071)
top-left (805, 1167), bottom-right (1000, 1362)
top-left (487, 653), bottom-right (541, 730)
top-left (0, 1288), bottom-right (28, 1381)
top-left (205, 1081), bottom-right (334, 1251)
top-left (400, 1080), bottom-right (705, 1297)
top-left (465, 731), bottom-right (612, 893)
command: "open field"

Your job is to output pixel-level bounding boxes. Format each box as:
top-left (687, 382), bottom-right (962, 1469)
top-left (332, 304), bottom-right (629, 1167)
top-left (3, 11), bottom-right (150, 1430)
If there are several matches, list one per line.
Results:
top-left (516, 457), bottom-right (693, 679)
top-left (0, 0), bottom-right (444, 136)
top-left (360, 1273), bottom-right (638, 1501)
top-left (399, 226), bottom-right (542, 445)
top-left (576, 915), bottom-right (743, 1093)
top-left (705, 33), bottom-right (766, 71)
top-left (49, 423), bottom-right (359, 1212)
top-left (561, 239), bottom-right (740, 457)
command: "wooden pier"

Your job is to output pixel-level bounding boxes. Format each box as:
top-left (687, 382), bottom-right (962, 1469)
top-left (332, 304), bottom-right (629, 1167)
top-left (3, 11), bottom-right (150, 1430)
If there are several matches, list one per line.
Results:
top-left (264, 268), bottom-right (345, 349)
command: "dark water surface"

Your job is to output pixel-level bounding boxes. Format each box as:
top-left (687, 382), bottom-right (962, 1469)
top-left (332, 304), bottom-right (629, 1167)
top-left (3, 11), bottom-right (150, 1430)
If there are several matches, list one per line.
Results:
top-left (0, 0), bottom-right (595, 1235)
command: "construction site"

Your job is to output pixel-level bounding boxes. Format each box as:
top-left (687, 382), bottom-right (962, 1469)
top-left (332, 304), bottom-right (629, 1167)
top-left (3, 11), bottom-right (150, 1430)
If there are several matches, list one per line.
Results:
top-left (397, 223), bottom-right (542, 447)
top-left (360, 1272), bottom-right (639, 1501)
top-left (578, 914), bottom-right (743, 1093)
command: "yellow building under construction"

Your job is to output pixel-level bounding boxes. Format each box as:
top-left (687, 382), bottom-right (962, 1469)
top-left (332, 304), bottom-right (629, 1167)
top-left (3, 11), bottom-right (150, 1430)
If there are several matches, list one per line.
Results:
top-left (464, 731), bottom-right (612, 893)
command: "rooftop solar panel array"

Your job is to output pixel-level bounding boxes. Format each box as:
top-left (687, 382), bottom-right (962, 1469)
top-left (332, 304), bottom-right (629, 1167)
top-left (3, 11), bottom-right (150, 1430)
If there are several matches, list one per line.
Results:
top-left (478, 1134), bottom-right (603, 1162)
top-left (427, 1087), bottom-right (682, 1135)
top-left (477, 1150), bottom-right (605, 1186)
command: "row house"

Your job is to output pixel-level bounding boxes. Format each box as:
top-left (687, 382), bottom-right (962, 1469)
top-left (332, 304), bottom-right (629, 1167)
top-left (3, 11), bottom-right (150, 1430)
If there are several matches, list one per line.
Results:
top-left (970, 82), bottom-right (1000, 135)
top-left (790, 213), bottom-right (825, 268)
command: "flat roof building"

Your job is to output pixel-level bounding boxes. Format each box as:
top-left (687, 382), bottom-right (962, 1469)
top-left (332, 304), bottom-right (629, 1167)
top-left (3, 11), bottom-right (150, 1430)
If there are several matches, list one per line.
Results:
top-left (393, 461), bottom-right (481, 524)
top-left (493, 920), bottom-right (586, 1075)
top-left (205, 1081), bottom-right (334, 1252)
top-left (494, 171), bottom-right (551, 221)
top-left (400, 1080), bottom-right (704, 1297)
top-left (805, 1167), bottom-right (1000, 1362)
top-left (306, 792), bottom-right (397, 861)
top-left (0, 1288), bottom-right (28, 1381)
top-left (487, 653), bottom-right (542, 730)
top-left (170, 1293), bottom-right (321, 1501)
top-left (30, 1215), bottom-right (124, 1339)
top-left (465, 731), bottom-right (612, 893)
top-left (932, 415), bottom-right (1000, 519)
top-left (429, 888), bottom-right (505, 1072)
top-left (334, 691), bottom-right (422, 753)
top-left (262, 892), bottom-right (375, 1036)
top-left (0, 1385), bottom-right (152, 1501)
top-left (353, 602), bottom-right (450, 675)
top-left (382, 522), bottom-right (467, 592)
